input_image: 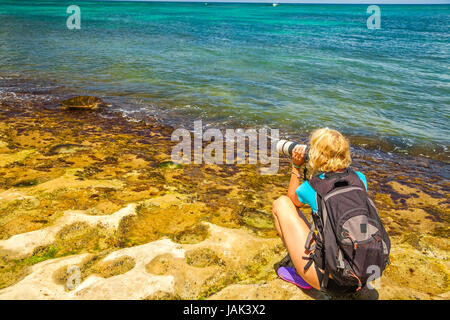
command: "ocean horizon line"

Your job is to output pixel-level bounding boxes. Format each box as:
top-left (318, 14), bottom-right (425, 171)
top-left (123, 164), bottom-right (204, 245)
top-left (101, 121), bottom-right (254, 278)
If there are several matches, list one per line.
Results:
top-left (89, 0), bottom-right (450, 5)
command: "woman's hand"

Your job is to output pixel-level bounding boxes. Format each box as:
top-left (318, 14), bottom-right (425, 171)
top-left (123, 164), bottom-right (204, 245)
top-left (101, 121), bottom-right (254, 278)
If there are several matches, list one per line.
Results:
top-left (292, 145), bottom-right (307, 167)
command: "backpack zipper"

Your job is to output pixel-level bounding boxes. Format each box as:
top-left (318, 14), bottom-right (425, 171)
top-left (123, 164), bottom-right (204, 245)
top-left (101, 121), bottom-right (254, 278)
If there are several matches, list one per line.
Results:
top-left (341, 231), bottom-right (358, 250)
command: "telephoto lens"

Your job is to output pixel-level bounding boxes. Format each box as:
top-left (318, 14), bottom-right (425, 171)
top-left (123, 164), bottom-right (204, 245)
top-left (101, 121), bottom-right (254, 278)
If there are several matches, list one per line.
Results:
top-left (276, 139), bottom-right (307, 157)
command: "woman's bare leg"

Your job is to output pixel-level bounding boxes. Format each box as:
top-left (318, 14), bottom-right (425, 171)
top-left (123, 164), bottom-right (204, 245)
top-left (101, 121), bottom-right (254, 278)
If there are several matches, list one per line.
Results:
top-left (272, 208), bottom-right (284, 243)
top-left (272, 195), bottom-right (321, 290)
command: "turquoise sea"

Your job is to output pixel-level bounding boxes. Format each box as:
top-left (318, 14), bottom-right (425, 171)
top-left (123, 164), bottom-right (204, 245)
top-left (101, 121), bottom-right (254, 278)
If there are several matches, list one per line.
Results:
top-left (0, 1), bottom-right (449, 160)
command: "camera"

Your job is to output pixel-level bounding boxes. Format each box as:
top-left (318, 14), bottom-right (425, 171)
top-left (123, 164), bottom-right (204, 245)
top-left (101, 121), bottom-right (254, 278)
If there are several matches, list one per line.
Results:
top-left (276, 139), bottom-right (308, 158)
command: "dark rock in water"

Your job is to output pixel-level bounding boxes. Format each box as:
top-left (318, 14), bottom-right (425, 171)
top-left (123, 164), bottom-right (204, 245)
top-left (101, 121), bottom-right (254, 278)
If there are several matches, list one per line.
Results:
top-left (31, 219), bottom-right (49, 224)
top-left (61, 96), bottom-right (110, 110)
top-left (158, 161), bottom-right (182, 169)
top-left (13, 179), bottom-right (39, 187)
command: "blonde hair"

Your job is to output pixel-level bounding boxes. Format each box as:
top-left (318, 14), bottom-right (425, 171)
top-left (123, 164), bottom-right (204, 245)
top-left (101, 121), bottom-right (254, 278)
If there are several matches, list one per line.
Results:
top-left (307, 128), bottom-right (351, 174)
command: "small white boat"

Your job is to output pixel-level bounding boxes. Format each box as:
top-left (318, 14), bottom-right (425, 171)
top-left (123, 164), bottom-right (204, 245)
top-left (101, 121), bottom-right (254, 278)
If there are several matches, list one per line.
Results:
top-left (273, 3), bottom-right (278, 7)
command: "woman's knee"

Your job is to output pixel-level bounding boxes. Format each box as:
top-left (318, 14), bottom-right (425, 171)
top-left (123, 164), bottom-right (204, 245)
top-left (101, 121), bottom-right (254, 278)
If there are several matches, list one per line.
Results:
top-left (272, 195), bottom-right (294, 215)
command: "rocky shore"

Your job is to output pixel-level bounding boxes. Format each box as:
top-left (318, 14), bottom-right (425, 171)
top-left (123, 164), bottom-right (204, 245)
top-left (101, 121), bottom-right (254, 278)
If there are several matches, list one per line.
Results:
top-left (0, 92), bottom-right (448, 299)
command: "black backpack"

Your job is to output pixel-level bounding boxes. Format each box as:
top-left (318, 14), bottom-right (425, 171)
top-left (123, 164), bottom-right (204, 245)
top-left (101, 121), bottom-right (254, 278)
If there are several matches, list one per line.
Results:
top-left (303, 168), bottom-right (390, 291)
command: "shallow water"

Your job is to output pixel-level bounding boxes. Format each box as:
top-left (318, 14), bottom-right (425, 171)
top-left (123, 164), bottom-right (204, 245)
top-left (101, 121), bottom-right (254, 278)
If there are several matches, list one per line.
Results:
top-left (0, 1), bottom-right (449, 160)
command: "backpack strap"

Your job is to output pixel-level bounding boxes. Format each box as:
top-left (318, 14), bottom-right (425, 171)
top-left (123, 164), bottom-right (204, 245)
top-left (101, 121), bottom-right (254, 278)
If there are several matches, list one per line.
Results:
top-left (304, 221), bottom-right (315, 251)
top-left (345, 168), bottom-right (367, 190)
top-left (303, 255), bottom-right (314, 273)
top-left (321, 270), bottom-right (329, 289)
top-left (308, 173), bottom-right (335, 198)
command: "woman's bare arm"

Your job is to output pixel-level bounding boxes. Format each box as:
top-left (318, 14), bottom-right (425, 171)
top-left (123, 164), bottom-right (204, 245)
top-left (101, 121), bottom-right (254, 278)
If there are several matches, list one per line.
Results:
top-left (287, 167), bottom-right (304, 207)
top-left (287, 145), bottom-right (306, 207)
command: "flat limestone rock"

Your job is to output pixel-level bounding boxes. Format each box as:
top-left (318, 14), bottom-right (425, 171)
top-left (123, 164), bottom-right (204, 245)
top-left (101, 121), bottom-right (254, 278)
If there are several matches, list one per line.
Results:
top-left (0, 223), bottom-right (283, 300)
top-left (207, 279), bottom-right (319, 300)
top-left (0, 204), bottom-right (137, 260)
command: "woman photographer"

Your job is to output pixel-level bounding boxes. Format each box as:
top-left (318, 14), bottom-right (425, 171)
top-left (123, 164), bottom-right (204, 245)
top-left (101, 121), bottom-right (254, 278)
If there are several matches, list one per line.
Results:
top-left (272, 128), bottom-right (368, 291)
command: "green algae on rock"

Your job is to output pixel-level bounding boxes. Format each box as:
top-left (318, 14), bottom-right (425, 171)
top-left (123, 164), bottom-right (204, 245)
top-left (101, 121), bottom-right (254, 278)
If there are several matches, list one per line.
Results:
top-left (158, 161), bottom-right (182, 170)
top-left (53, 254), bottom-right (136, 291)
top-left (185, 248), bottom-right (225, 268)
top-left (238, 208), bottom-right (275, 231)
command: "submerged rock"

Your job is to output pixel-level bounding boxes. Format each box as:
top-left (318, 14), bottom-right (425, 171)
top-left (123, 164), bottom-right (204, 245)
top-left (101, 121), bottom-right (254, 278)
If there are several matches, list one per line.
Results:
top-left (61, 96), bottom-right (110, 110)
